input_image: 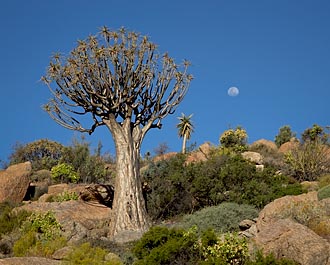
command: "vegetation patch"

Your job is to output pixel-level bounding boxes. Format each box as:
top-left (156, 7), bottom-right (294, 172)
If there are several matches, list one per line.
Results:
top-left (178, 202), bottom-right (259, 233)
top-left (133, 226), bottom-right (297, 264)
top-left (317, 184), bottom-right (330, 200)
top-left (13, 211), bottom-right (65, 257)
top-left (46, 191), bottom-right (79, 202)
top-left (63, 242), bottom-right (122, 265)
top-left (0, 202), bottom-right (31, 237)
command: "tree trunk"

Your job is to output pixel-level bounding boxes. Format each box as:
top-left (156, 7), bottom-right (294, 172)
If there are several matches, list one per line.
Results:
top-left (104, 118), bottom-right (150, 238)
top-left (182, 134), bottom-right (187, 154)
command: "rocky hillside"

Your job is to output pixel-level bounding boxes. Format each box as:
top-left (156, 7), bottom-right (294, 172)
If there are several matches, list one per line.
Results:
top-left (1, 137), bottom-right (330, 264)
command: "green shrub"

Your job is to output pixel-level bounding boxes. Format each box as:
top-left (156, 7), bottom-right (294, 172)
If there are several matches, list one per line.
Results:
top-left (133, 226), bottom-right (200, 265)
top-left (200, 232), bottom-right (249, 265)
top-left (13, 230), bottom-right (37, 256)
top-left (189, 155), bottom-right (303, 209)
top-left (25, 211), bottom-right (62, 240)
top-left (63, 242), bottom-right (122, 265)
top-left (13, 232), bottom-right (66, 257)
top-left (240, 173), bottom-right (304, 208)
top-left (274, 125), bottom-right (296, 148)
top-left (142, 154), bottom-right (193, 220)
top-left (133, 226), bottom-right (297, 265)
top-left (133, 226), bottom-right (251, 265)
top-left (9, 139), bottom-right (64, 170)
top-left (0, 203), bottom-right (31, 236)
top-left (51, 163), bottom-right (80, 183)
top-left (219, 127), bottom-right (248, 152)
top-left (13, 211), bottom-right (64, 257)
top-left (143, 153), bottom-right (304, 220)
top-left (28, 236), bottom-right (67, 258)
top-left (48, 191), bottom-right (79, 202)
top-left (284, 139), bottom-right (330, 181)
top-left (317, 184), bottom-right (330, 200)
top-left (178, 202), bottom-right (259, 233)
top-left (60, 137), bottom-right (112, 184)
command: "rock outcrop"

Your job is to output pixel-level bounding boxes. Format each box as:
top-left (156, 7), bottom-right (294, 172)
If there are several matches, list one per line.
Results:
top-left (250, 192), bottom-right (330, 265)
top-left (0, 162), bottom-right (31, 203)
top-left (278, 138), bottom-right (299, 153)
top-left (250, 139), bottom-right (278, 151)
top-left (19, 200), bottom-right (111, 242)
top-left (153, 152), bottom-right (177, 162)
top-left (254, 218), bottom-right (330, 265)
top-left (185, 142), bottom-right (212, 164)
top-left (38, 184), bottom-right (86, 202)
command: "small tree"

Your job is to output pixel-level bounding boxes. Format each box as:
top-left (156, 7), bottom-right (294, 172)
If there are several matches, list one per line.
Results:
top-left (42, 26), bottom-right (192, 237)
top-left (285, 139), bottom-right (330, 181)
top-left (176, 113), bottom-right (194, 154)
top-left (275, 125), bottom-right (296, 147)
top-left (153, 142), bottom-right (169, 156)
top-left (302, 124), bottom-right (328, 143)
top-left (9, 139), bottom-right (64, 170)
top-left (219, 127), bottom-right (247, 152)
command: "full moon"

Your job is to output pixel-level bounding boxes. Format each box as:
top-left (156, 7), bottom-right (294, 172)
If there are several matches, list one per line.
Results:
top-left (228, 86), bottom-right (239, 97)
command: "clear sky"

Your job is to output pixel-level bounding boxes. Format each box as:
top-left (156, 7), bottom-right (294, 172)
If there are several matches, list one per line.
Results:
top-left (1, 0), bottom-right (330, 163)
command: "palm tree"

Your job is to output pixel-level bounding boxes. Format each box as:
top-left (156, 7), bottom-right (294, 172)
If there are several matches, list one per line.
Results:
top-left (176, 113), bottom-right (194, 154)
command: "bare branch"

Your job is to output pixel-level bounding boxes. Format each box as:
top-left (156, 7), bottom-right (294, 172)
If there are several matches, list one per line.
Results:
top-left (43, 27), bottom-right (192, 138)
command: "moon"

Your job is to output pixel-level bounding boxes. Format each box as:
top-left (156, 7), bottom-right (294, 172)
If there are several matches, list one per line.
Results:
top-left (228, 86), bottom-right (239, 97)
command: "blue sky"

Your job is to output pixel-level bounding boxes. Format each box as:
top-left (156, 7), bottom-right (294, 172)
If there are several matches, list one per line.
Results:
top-left (1, 0), bottom-right (330, 163)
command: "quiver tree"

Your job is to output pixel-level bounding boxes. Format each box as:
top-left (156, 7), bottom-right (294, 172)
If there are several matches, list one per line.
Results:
top-left (42, 26), bottom-right (193, 237)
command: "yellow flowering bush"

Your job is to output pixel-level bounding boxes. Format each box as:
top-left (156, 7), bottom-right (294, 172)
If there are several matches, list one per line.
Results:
top-left (220, 127), bottom-right (248, 152)
top-left (201, 232), bottom-right (249, 264)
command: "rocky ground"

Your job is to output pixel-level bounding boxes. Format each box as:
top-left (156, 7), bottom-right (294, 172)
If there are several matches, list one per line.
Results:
top-left (1, 160), bottom-right (330, 264)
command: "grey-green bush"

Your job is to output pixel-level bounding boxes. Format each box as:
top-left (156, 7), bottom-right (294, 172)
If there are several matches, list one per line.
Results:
top-left (317, 184), bottom-right (330, 200)
top-left (178, 202), bottom-right (259, 233)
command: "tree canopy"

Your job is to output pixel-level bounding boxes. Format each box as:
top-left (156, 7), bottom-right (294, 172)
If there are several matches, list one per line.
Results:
top-left (177, 113), bottom-right (194, 154)
top-left (42, 26), bottom-right (193, 138)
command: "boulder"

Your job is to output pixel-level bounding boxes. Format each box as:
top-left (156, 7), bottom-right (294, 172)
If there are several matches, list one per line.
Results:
top-left (278, 138), bottom-right (299, 153)
top-left (0, 257), bottom-right (60, 265)
top-left (239, 219), bottom-right (256, 230)
top-left (52, 246), bottom-right (73, 260)
top-left (254, 218), bottom-right (330, 265)
top-left (252, 192), bottom-right (330, 265)
top-left (241, 151), bottom-right (263, 165)
top-left (38, 184), bottom-right (86, 202)
top-left (0, 162), bottom-right (31, 203)
top-left (185, 151), bottom-right (208, 164)
top-left (153, 152), bottom-right (177, 162)
top-left (199, 142), bottom-right (212, 156)
top-left (255, 164), bottom-right (264, 171)
top-left (19, 200), bottom-right (111, 242)
top-left (185, 142), bottom-right (212, 164)
top-left (251, 139), bottom-right (278, 151)
top-left (47, 183), bottom-right (70, 195)
top-left (256, 192), bottom-right (319, 229)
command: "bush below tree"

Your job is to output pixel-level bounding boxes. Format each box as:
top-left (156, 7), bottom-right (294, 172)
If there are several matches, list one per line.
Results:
top-left (142, 153), bottom-right (304, 221)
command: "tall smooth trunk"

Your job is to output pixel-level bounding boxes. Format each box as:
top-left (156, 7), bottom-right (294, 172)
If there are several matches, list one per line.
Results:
top-left (105, 119), bottom-right (150, 237)
top-left (182, 134), bottom-right (187, 154)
